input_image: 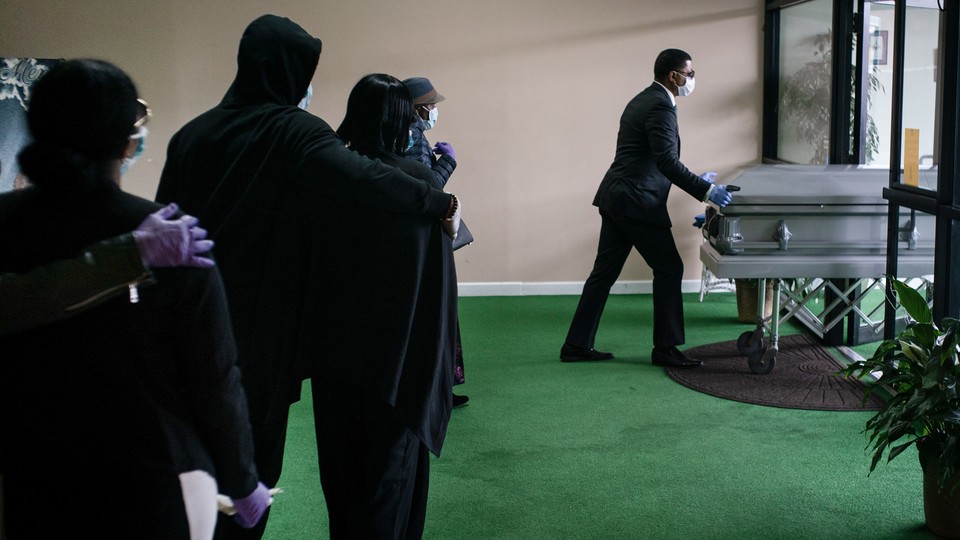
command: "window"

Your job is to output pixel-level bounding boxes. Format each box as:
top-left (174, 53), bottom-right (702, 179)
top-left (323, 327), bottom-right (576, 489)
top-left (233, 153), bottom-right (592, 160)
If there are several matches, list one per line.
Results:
top-left (776, 0), bottom-right (834, 164)
top-left (764, 0), bottom-right (960, 328)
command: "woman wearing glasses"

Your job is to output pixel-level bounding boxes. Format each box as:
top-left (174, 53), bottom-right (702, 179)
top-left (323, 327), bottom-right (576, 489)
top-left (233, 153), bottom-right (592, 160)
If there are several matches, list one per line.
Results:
top-left (0, 59), bottom-right (269, 538)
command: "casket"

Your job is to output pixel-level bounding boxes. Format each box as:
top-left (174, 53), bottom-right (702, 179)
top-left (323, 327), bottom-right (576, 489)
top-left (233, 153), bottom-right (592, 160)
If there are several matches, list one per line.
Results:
top-left (701, 164), bottom-right (935, 276)
top-left (698, 164), bottom-right (936, 373)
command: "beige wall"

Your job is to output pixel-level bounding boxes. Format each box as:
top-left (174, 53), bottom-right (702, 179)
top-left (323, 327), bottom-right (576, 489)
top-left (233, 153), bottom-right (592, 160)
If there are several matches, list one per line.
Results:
top-left (0, 0), bottom-right (764, 287)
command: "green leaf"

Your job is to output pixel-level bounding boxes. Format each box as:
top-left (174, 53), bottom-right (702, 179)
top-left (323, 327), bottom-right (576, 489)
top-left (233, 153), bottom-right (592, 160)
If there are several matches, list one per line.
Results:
top-left (889, 440), bottom-right (916, 462)
top-left (911, 323), bottom-right (939, 349)
top-left (893, 279), bottom-right (932, 324)
top-left (901, 342), bottom-right (926, 365)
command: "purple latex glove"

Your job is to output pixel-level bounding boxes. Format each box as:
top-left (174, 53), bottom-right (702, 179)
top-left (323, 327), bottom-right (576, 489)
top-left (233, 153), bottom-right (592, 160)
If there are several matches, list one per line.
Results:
top-left (700, 171), bottom-right (717, 183)
top-left (434, 141), bottom-right (456, 161)
top-left (132, 203), bottom-right (215, 268)
top-left (233, 482), bottom-right (272, 528)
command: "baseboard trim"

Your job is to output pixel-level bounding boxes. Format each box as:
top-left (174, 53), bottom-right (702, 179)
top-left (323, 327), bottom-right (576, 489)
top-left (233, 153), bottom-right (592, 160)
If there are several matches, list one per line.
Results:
top-left (457, 280), bottom-right (718, 297)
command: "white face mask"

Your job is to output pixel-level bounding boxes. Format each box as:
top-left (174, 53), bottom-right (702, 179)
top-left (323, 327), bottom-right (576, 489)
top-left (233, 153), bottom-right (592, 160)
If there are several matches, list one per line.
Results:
top-left (298, 84), bottom-right (313, 110)
top-left (678, 75), bottom-right (695, 97)
top-left (422, 107), bottom-right (438, 130)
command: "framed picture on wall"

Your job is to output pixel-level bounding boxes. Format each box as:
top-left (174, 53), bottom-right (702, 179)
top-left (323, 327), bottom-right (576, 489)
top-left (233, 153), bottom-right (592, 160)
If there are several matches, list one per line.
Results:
top-left (871, 30), bottom-right (888, 66)
top-left (0, 57), bottom-right (63, 192)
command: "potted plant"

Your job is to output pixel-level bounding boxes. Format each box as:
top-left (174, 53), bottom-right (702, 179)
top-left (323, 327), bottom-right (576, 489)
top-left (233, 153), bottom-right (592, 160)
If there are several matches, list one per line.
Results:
top-left (840, 278), bottom-right (960, 538)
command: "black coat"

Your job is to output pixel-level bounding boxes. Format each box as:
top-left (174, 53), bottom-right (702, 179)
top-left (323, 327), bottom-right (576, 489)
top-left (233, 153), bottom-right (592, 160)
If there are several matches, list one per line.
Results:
top-left (593, 83), bottom-right (712, 227)
top-left (304, 147), bottom-right (457, 455)
top-left (405, 119), bottom-right (456, 187)
top-left (155, 15), bottom-right (452, 411)
top-left (0, 181), bottom-right (257, 536)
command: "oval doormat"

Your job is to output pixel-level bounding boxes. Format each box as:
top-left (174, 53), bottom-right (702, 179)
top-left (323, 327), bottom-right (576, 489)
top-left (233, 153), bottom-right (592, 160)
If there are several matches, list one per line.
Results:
top-left (664, 333), bottom-right (884, 411)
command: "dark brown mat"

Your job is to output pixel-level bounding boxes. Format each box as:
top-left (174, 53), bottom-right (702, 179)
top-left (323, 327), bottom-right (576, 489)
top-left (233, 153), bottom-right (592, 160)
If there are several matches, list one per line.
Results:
top-left (664, 333), bottom-right (883, 411)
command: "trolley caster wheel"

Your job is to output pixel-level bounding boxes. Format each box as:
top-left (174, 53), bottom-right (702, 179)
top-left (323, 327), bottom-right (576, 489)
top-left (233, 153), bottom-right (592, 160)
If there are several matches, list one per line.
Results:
top-left (748, 347), bottom-right (777, 375)
top-left (737, 330), bottom-right (764, 356)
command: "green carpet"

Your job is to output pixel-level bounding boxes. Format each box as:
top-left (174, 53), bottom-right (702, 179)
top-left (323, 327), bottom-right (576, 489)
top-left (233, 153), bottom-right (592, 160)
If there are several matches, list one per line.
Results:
top-left (263, 293), bottom-right (935, 539)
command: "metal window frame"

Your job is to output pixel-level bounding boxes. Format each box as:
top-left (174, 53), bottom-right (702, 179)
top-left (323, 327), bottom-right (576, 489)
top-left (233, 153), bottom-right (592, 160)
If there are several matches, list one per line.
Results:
top-left (763, 0), bottom-right (858, 164)
top-left (883, 0), bottom-right (959, 334)
top-left (764, 0), bottom-right (959, 332)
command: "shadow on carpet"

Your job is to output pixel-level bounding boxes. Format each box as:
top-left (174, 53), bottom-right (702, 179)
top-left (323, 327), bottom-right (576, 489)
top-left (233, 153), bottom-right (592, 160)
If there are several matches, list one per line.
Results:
top-left (664, 333), bottom-right (883, 411)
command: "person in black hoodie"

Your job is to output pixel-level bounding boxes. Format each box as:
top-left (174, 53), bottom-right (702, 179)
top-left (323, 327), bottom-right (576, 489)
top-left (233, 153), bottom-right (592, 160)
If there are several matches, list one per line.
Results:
top-left (156, 15), bottom-right (460, 540)
top-left (0, 59), bottom-right (268, 539)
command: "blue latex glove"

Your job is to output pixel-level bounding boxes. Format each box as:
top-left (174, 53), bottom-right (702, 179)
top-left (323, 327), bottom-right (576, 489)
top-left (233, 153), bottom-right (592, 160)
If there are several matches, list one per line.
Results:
top-left (700, 171), bottom-right (717, 183)
top-left (233, 482), bottom-right (272, 528)
top-left (692, 213), bottom-right (706, 228)
top-left (132, 203), bottom-right (215, 268)
top-left (433, 141), bottom-right (455, 161)
top-left (708, 185), bottom-right (733, 208)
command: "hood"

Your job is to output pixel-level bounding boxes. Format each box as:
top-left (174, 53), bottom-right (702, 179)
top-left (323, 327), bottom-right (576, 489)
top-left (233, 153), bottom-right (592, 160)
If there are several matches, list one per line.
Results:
top-left (221, 14), bottom-right (322, 107)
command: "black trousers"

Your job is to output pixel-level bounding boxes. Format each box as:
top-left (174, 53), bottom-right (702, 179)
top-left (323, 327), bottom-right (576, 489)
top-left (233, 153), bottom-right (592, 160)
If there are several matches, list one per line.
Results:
top-left (312, 379), bottom-right (431, 540)
top-left (566, 209), bottom-right (685, 350)
top-left (214, 375), bottom-right (430, 540)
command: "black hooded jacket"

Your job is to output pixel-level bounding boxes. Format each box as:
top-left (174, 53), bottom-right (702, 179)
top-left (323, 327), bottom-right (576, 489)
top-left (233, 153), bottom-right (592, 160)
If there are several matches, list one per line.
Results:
top-left (156, 15), bottom-right (454, 454)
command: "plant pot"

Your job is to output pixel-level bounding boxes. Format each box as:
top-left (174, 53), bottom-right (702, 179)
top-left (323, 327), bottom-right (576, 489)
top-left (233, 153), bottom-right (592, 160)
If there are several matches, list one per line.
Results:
top-left (735, 279), bottom-right (774, 323)
top-left (919, 440), bottom-right (960, 539)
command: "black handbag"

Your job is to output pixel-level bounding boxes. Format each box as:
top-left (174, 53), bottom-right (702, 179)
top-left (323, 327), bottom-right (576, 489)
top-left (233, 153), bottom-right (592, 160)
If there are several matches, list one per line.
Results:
top-left (452, 219), bottom-right (474, 251)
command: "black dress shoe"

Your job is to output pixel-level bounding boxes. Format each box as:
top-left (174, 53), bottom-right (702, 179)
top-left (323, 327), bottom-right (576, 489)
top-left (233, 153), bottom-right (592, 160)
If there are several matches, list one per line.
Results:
top-left (453, 394), bottom-right (469, 407)
top-left (651, 347), bottom-right (702, 368)
top-left (560, 343), bottom-right (614, 362)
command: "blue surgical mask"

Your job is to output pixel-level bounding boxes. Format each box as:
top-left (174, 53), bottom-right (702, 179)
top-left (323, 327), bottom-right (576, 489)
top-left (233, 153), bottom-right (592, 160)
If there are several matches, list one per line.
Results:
top-left (121, 126), bottom-right (147, 175)
top-left (422, 107), bottom-right (438, 131)
top-left (298, 84), bottom-right (313, 110)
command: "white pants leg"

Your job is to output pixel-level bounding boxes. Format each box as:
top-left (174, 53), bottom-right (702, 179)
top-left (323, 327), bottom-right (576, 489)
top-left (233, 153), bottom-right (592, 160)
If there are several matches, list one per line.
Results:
top-left (179, 470), bottom-right (218, 540)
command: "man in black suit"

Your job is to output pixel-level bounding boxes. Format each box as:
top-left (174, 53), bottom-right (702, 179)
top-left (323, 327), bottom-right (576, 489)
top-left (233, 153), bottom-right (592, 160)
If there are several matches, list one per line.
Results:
top-left (561, 48), bottom-right (734, 368)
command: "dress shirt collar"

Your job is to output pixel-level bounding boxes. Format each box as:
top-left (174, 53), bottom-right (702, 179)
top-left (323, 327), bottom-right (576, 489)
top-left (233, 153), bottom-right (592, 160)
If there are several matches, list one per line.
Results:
top-left (653, 81), bottom-right (676, 107)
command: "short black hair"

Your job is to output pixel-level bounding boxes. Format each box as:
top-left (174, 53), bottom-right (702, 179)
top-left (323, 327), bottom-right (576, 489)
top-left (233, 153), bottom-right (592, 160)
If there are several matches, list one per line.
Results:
top-left (654, 49), bottom-right (692, 80)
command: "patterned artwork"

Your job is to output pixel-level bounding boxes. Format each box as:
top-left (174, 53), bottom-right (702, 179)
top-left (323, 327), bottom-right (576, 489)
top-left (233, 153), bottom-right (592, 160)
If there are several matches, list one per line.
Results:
top-left (0, 58), bottom-right (62, 192)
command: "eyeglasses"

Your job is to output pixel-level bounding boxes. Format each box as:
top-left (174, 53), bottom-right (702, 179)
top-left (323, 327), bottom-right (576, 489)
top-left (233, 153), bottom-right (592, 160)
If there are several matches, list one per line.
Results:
top-left (676, 70), bottom-right (695, 79)
top-left (134, 98), bottom-right (152, 129)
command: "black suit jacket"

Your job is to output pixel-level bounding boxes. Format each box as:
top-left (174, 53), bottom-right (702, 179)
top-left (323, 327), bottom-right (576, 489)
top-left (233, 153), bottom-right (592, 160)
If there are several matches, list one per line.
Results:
top-left (593, 83), bottom-right (711, 227)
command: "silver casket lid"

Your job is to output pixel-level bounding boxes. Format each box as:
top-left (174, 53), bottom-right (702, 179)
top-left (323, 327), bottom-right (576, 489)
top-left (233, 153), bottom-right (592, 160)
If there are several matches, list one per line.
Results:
top-left (722, 164), bottom-right (891, 209)
top-left (699, 164), bottom-right (935, 278)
